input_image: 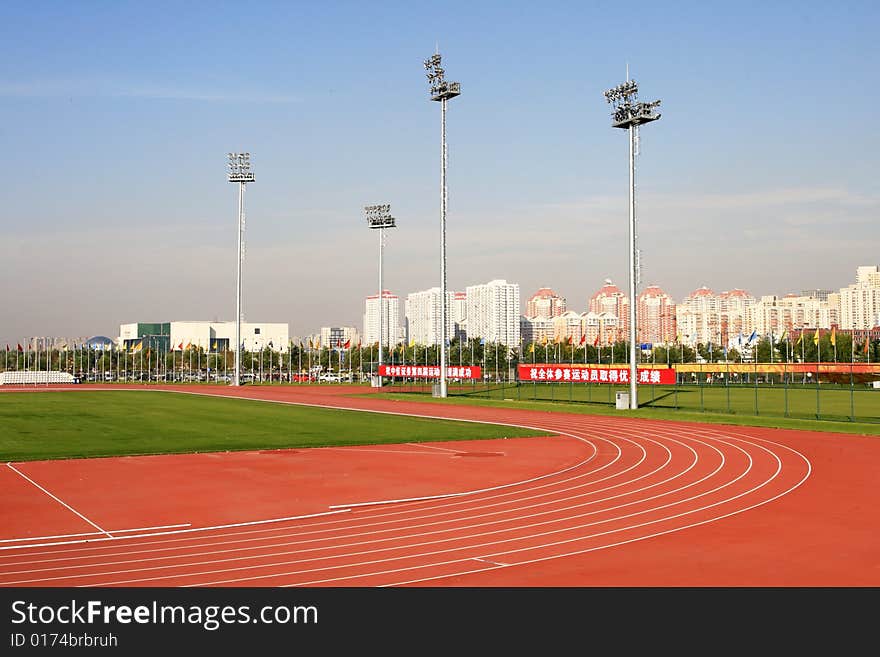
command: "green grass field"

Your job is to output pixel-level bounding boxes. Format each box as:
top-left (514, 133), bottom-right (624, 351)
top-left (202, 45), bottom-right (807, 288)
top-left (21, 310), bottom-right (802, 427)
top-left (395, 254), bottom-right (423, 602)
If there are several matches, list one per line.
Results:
top-left (374, 382), bottom-right (880, 436)
top-left (0, 391), bottom-right (550, 462)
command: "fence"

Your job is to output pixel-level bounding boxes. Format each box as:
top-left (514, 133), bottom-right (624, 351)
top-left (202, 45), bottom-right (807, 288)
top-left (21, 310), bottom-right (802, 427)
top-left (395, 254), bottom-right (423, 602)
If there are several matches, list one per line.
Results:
top-left (386, 362), bottom-right (880, 424)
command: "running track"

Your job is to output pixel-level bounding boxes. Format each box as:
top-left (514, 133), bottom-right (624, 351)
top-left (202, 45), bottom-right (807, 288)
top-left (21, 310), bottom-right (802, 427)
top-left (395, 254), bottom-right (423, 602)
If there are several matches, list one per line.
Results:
top-left (1, 384), bottom-right (878, 586)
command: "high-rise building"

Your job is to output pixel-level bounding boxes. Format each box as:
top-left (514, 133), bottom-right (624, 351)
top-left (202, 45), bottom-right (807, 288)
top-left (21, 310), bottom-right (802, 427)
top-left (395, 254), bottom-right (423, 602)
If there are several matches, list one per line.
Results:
top-left (465, 279), bottom-right (521, 346)
top-left (526, 287), bottom-right (567, 319)
top-left (451, 292), bottom-right (467, 342)
top-left (520, 315), bottom-right (554, 346)
top-left (363, 290), bottom-right (400, 348)
top-left (675, 286), bottom-right (720, 346)
top-left (718, 288), bottom-right (756, 345)
top-left (404, 288), bottom-right (458, 346)
top-left (839, 265), bottom-right (880, 330)
top-left (552, 310), bottom-right (584, 344)
top-left (588, 279), bottom-right (629, 338)
top-left (636, 285), bottom-right (676, 345)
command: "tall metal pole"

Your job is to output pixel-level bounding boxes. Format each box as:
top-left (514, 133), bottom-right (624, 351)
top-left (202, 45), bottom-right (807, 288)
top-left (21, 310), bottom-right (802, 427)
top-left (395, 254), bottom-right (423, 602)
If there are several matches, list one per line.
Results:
top-left (235, 181), bottom-right (244, 387)
top-left (424, 51), bottom-right (460, 398)
top-left (365, 204), bottom-right (396, 386)
top-left (603, 76), bottom-right (660, 410)
top-left (439, 96), bottom-right (448, 398)
top-left (378, 226), bottom-right (384, 374)
top-left (227, 152), bottom-right (254, 387)
top-left (628, 123), bottom-right (637, 407)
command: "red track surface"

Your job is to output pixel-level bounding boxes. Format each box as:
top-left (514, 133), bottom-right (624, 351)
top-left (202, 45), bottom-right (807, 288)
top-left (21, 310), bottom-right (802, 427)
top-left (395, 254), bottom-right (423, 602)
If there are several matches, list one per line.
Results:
top-left (1, 384), bottom-right (878, 586)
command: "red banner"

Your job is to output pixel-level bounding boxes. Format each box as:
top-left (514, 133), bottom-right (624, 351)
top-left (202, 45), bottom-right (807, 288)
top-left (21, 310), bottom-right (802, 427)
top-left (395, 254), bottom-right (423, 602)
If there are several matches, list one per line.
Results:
top-left (379, 365), bottom-right (483, 380)
top-left (518, 364), bottom-right (675, 385)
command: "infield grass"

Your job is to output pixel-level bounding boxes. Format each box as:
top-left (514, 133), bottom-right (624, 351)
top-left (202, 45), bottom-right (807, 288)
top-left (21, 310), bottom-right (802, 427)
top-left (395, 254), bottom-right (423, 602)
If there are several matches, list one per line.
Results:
top-left (0, 390), bottom-right (550, 461)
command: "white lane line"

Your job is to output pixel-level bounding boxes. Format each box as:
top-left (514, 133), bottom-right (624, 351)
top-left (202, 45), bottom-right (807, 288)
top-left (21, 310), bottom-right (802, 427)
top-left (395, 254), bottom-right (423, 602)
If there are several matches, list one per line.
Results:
top-left (0, 523), bottom-right (191, 544)
top-left (406, 443), bottom-right (461, 453)
top-left (473, 557), bottom-right (508, 567)
top-left (321, 447), bottom-right (451, 456)
top-left (5, 462), bottom-right (111, 538)
top-left (0, 510), bottom-right (350, 552)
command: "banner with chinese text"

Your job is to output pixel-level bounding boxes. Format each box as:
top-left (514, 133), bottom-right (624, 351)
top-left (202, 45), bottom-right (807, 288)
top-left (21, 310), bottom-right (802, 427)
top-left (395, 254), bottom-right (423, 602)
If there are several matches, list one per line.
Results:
top-left (518, 364), bottom-right (675, 384)
top-left (379, 365), bottom-right (483, 380)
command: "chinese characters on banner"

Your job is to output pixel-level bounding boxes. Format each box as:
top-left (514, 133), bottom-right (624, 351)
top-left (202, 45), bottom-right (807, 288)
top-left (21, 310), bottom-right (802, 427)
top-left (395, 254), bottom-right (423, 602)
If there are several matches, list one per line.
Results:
top-left (517, 364), bottom-right (676, 385)
top-left (379, 365), bottom-right (483, 380)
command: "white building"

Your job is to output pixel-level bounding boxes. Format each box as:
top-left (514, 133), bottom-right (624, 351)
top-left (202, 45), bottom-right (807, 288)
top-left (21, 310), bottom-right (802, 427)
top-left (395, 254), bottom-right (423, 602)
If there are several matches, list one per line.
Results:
top-left (839, 265), bottom-right (880, 330)
top-left (404, 287), bottom-right (459, 346)
top-left (465, 279), bottom-right (521, 346)
top-left (363, 290), bottom-right (401, 348)
top-left (120, 321), bottom-right (289, 352)
top-left (520, 315), bottom-right (554, 346)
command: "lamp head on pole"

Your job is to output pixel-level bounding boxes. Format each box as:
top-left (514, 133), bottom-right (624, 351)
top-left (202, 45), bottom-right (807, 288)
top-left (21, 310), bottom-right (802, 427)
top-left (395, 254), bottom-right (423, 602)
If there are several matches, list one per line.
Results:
top-left (227, 152), bottom-right (255, 183)
top-left (364, 203), bottom-right (396, 229)
top-left (424, 52), bottom-right (461, 102)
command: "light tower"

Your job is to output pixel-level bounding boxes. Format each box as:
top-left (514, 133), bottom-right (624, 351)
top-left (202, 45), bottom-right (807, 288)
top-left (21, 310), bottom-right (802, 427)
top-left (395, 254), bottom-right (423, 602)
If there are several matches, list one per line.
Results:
top-left (365, 204), bottom-right (396, 386)
top-left (424, 51), bottom-right (460, 398)
top-left (603, 75), bottom-right (661, 409)
top-left (227, 152), bottom-right (254, 387)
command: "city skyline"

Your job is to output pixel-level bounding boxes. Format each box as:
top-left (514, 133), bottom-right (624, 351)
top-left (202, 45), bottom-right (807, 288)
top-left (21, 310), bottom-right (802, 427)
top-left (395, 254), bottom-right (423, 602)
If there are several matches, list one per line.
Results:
top-left (1, 2), bottom-right (878, 344)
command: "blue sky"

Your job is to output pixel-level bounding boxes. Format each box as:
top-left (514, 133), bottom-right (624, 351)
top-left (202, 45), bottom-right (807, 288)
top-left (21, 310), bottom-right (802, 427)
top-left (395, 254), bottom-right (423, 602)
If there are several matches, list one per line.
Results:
top-left (1, 1), bottom-right (878, 343)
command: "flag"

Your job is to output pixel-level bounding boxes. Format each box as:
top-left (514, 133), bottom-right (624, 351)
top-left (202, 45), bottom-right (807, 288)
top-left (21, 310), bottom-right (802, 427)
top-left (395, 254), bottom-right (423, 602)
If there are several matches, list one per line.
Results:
top-left (813, 330), bottom-right (819, 346)
top-left (480, 338), bottom-right (486, 345)
top-left (795, 332), bottom-right (803, 346)
top-left (133, 341), bottom-right (143, 353)
top-left (541, 335), bottom-right (548, 346)
top-left (178, 342), bottom-right (184, 350)
top-left (409, 337), bottom-right (415, 348)
top-left (579, 334), bottom-right (586, 345)
top-left (779, 328), bottom-right (787, 342)
top-left (747, 329), bottom-right (757, 344)
top-left (737, 333), bottom-right (743, 347)
top-left (211, 340), bottom-right (218, 351)
top-left (357, 339), bottom-right (362, 348)
top-left (308, 338), bottom-right (313, 348)
top-left (343, 339), bottom-right (351, 349)
top-left (17, 344), bottom-right (23, 352)
top-left (593, 335), bottom-right (599, 347)
top-left (528, 343), bottom-right (535, 354)
top-left (830, 328), bottom-right (836, 347)
top-left (4, 344), bottom-right (8, 352)
top-left (566, 336), bottom-right (573, 346)
top-left (185, 341), bottom-right (192, 350)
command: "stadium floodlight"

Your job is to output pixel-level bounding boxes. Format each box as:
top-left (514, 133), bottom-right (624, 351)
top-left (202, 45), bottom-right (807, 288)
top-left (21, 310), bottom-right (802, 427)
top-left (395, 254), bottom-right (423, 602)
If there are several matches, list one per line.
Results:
top-left (424, 50), bottom-right (460, 398)
top-left (365, 203), bottom-right (397, 386)
top-left (603, 74), bottom-right (661, 409)
top-left (227, 152), bottom-right (255, 387)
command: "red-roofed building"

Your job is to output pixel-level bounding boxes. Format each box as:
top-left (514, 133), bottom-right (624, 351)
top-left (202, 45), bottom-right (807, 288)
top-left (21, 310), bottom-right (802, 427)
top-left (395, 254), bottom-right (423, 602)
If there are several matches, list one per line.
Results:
top-left (637, 285), bottom-right (676, 345)
top-left (526, 287), bottom-right (567, 319)
top-left (589, 279), bottom-right (629, 338)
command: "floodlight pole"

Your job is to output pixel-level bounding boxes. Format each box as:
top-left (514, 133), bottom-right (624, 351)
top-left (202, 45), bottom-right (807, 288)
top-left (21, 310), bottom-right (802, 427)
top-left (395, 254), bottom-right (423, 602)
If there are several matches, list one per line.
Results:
top-left (365, 204), bottom-right (396, 385)
top-left (227, 153), bottom-right (254, 387)
top-left (603, 76), bottom-right (661, 409)
top-left (425, 51), bottom-right (460, 398)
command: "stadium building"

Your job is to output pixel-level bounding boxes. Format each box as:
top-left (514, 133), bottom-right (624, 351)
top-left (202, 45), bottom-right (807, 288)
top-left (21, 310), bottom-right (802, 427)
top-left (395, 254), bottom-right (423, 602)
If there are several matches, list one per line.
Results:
top-left (119, 321), bottom-right (289, 352)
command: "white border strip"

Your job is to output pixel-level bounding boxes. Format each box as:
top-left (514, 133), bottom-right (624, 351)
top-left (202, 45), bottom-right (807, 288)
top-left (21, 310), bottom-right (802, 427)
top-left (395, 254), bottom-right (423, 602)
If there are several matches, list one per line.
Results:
top-left (0, 510), bottom-right (350, 552)
top-left (0, 523), bottom-right (191, 544)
